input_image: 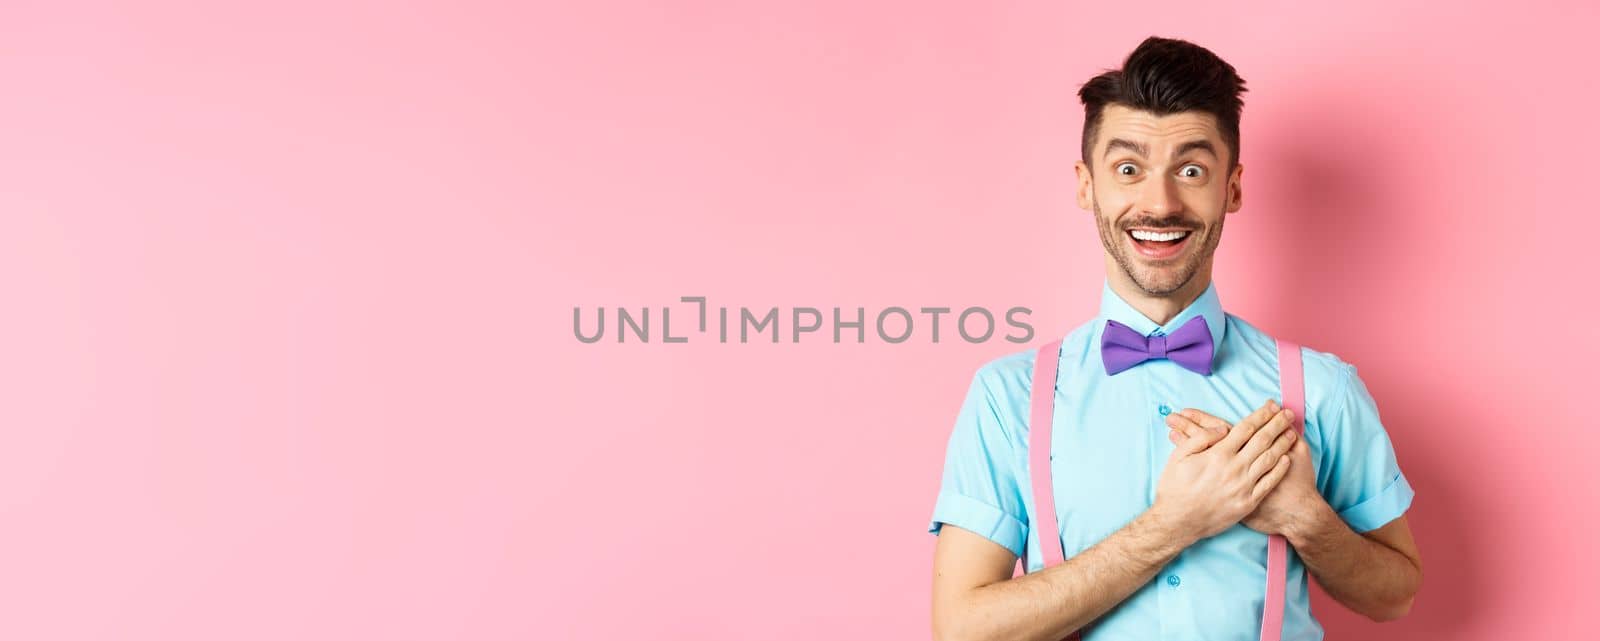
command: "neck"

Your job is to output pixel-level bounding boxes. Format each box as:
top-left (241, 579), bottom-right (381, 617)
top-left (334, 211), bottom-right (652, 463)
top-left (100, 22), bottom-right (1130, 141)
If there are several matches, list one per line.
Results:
top-left (1104, 259), bottom-right (1214, 326)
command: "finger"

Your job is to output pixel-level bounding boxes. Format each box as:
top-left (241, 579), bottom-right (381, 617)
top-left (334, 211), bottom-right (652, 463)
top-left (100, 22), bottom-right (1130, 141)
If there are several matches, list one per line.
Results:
top-left (1165, 412), bottom-right (1207, 441)
top-left (1176, 408), bottom-right (1231, 433)
top-left (1220, 400), bottom-right (1280, 451)
top-left (1167, 413), bottom-right (1228, 452)
top-left (1165, 414), bottom-right (1213, 456)
top-left (1239, 408), bottom-right (1295, 463)
top-left (1246, 427), bottom-right (1297, 481)
top-left (1251, 454), bottom-right (1292, 502)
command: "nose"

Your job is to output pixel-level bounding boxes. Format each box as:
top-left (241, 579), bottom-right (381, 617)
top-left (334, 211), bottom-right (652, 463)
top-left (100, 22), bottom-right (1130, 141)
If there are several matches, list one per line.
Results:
top-left (1135, 172), bottom-right (1183, 218)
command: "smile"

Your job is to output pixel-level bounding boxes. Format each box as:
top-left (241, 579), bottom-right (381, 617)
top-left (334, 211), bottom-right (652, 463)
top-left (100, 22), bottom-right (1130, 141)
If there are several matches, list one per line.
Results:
top-left (1125, 228), bottom-right (1192, 259)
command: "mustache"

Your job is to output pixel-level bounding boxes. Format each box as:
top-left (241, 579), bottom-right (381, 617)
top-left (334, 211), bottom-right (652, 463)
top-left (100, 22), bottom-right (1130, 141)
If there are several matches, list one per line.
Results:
top-left (1121, 217), bottom-right (1202, 231)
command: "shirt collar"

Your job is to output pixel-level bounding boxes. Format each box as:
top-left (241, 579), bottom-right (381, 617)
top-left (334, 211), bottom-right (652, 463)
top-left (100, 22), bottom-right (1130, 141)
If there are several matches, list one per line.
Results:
top-left (1096, 279), bottom-right (1227, 367)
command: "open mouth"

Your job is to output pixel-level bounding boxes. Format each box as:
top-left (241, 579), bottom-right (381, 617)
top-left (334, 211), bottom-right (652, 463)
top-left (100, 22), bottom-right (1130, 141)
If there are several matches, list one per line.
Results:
top-left (1125, 228), bottom-right (1193, 260)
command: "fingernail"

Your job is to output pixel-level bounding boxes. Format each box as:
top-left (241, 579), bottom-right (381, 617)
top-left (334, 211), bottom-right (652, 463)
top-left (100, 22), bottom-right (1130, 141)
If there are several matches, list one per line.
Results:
top-left (1285, 409), bottom-right (1295, 421)
top-left (1267, 399), bottom-right (1278, 412)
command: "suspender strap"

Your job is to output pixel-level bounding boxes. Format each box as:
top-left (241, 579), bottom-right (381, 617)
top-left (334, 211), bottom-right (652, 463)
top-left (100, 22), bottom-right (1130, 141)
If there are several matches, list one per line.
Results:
top-left (1027, 339), bottom-right (1082, 641)
top-left (1261, 338), bottom-right (1304, 641)
top-left (1028, 339), bottom-right (1068, 569)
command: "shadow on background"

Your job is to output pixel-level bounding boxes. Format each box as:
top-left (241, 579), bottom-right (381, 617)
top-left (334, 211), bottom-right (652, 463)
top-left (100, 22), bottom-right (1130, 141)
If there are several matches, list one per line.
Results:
top-left (1260, 85), bottom-right (1482, 638)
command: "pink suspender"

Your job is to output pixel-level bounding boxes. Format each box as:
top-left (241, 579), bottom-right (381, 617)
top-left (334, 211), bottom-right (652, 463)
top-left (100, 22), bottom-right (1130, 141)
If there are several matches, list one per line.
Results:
top-left (1026, 337), bottom-right (1304, 641)
top-left (1262, 339), bottom-right (1304, 641)
top-left (1026, 339), bottom-right (1080, 641)
top-left (1027, 339), bottom-right (1069, 568)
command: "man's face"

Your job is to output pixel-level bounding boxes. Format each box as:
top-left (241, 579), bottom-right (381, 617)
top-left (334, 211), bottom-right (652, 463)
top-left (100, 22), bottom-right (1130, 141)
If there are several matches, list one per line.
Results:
top-left (1074, 104), bottom-right (1243, 297)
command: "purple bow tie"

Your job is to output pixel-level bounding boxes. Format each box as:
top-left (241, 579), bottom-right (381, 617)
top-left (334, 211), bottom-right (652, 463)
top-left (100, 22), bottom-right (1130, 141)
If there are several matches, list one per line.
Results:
top-left (1101, 315), bottom-right (1214, 376)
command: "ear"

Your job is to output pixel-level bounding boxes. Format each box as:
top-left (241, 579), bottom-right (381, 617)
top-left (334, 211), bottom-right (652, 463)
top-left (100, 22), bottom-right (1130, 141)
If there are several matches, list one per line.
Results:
top-left (1074, 160), bottom-right (1094, 212)
top-left (1225, 162), bottom-right (1244, 213)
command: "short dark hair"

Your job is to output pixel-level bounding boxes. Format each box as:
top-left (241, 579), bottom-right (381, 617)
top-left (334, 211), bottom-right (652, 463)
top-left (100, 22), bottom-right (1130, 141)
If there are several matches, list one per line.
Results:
top-left (1078, 36), bottom-right (1248, 173)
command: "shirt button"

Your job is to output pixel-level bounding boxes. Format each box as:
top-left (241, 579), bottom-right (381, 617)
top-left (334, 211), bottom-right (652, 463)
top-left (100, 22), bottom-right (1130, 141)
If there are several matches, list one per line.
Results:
top-left (1158, 404), bottom-right (1172, 416)
top-left (1167, 574), bottom-right (1181, 587)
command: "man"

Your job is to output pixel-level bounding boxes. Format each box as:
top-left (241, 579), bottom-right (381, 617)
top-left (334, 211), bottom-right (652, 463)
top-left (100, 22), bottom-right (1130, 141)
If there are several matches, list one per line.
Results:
top-left (926, 36), bottom-right (1422, 641)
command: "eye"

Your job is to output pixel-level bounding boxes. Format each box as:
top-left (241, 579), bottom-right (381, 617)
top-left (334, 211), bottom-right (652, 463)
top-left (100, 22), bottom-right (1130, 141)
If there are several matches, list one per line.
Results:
top-left (1115, 162), bottom-right (1138, 176)
top-left (1179, 164), bottom-right (1205, 178)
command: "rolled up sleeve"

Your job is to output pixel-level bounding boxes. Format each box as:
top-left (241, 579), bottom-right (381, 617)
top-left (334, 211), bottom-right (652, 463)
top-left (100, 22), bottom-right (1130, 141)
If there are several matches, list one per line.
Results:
top-left (1316, 361), bottom-right (1415, 533)
top-left (928, 365), bottom-right (1029, 558)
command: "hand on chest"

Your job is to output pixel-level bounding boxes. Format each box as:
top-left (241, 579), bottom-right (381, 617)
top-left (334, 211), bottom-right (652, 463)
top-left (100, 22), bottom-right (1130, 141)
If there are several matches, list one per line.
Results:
top-left (1038, 385), bottom-right (1322, 542)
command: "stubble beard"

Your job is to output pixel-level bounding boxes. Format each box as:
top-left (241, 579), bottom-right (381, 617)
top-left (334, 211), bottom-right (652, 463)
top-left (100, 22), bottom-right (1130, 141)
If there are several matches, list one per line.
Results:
top-left (1093, 199), bottom-right (1224, 297)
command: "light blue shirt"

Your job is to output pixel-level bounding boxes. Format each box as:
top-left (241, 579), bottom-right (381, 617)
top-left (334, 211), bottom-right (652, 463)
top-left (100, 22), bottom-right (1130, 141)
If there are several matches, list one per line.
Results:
top-left (928, 280), bottom-right (1413, 641)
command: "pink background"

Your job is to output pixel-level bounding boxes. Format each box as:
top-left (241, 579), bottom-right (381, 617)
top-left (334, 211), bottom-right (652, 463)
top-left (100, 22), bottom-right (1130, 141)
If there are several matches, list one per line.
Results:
top-left (2, 1), bottom-right (1596, 639)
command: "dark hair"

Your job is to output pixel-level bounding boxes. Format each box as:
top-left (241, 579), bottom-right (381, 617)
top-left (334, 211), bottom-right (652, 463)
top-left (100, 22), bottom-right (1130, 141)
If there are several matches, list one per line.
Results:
top-left (1078, 36), bottom-right (1248, 173)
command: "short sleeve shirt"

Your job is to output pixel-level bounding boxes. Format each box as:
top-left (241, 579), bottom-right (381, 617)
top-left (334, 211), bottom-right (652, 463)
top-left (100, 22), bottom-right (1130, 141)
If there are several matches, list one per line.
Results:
top-left (927, 280), bottom-right (1414, 641)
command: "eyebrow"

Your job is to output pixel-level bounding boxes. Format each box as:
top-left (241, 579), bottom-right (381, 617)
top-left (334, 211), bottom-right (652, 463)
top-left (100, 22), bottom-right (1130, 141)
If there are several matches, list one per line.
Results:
top-left (1103, 138), bottom-right (1219, 161)
top-left (1176, 140), bottom-right (1219, 159)
top-left (1103, 138), bottom-right (1147, 159)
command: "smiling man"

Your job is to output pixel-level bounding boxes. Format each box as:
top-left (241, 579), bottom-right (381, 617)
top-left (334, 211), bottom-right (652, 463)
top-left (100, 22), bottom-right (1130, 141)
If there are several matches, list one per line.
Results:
top-left (927, 37), bottom-right (1421, 640)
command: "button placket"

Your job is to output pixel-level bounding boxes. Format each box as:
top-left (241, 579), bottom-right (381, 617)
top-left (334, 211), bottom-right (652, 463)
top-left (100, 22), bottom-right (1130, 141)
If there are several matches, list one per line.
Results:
top-left (1161, 553), bottom-right (1198, 635)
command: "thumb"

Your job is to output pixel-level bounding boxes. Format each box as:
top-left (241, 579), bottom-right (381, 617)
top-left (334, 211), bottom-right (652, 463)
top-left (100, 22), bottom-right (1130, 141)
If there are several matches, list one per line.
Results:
top-left (1291, 436), bottom-right (1312, 460)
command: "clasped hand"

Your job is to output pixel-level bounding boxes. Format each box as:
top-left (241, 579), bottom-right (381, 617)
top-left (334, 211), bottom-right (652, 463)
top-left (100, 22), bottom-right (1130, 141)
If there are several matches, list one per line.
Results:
top-left (1154, 399), bottom-right (1319, 539)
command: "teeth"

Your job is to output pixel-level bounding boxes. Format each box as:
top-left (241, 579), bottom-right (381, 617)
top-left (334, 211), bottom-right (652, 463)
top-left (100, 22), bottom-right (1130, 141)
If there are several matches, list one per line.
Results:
top-left (1130, 229), bottom-right (1189, 242)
